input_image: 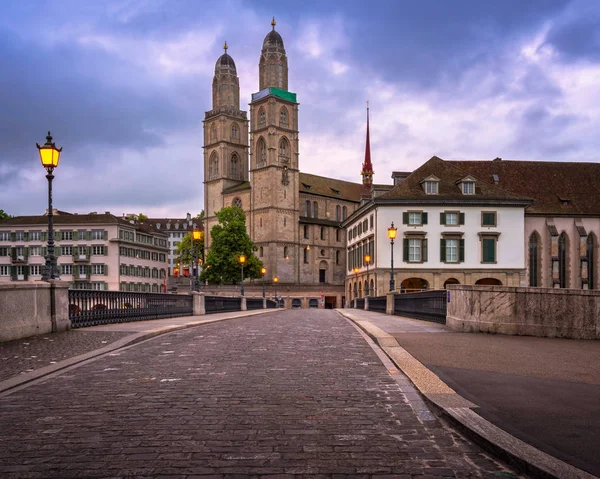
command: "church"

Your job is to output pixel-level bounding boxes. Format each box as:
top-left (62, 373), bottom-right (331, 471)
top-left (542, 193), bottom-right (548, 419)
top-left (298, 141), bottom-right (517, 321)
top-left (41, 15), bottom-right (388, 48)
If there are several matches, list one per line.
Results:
top-left (203, 19), bottom-right (371, 307)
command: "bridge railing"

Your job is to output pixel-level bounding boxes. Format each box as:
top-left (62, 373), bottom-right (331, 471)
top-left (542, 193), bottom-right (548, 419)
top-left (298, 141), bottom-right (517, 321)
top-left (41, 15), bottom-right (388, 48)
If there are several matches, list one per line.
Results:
top-left (204, 296), bottom-right (242, 314)
top-left (393, 290), bottom-right (447, 324)
top-left (367, 295), bottom-right (387, 313)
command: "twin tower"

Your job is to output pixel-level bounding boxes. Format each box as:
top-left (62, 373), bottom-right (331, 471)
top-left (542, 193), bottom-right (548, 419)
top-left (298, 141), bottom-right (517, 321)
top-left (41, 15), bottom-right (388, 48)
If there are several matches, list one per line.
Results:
top-left (203, 19), bottom-right (301, 281)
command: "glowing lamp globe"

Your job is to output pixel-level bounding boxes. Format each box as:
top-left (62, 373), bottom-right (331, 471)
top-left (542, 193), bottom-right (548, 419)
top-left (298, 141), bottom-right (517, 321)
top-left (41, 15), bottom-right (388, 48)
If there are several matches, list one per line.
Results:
top-left (37, 132), bottom-right (62, 170)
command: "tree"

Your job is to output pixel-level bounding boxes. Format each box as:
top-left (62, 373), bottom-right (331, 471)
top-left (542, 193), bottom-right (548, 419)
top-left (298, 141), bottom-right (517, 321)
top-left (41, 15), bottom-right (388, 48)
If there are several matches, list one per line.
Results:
top-left (0, 209), bottom-right (12, 221)
top-left (195, 210), bottom-right (204, 221)
top-left (138, 213), bottom-right (148, 222)
top-left (175, 231), bottom-right (204, 266)
top-left (200, 206), bottom-right (263, 284)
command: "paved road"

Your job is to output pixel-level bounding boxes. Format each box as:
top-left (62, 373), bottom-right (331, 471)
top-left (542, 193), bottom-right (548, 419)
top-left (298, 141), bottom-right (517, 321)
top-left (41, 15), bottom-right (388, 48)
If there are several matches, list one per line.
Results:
top-left (0, 309), bottom-right (519, 478)
top-left (357, 310), bottom-right (600, 477)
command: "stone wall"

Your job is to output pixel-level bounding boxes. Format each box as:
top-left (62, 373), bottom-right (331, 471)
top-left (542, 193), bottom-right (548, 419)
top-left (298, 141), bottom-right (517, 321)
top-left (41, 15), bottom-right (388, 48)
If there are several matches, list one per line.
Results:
top-left (0, 281), bottom-right (71, 343)
top-left (446, 284), bottom-right (600, 339)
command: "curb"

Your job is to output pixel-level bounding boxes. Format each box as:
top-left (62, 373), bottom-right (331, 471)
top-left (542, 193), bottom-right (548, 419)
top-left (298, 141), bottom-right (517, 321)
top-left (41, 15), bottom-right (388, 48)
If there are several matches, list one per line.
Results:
top-left (0, 309), bottom-right (279, 395)
top-left (337, 310), bottom-right (596, 479)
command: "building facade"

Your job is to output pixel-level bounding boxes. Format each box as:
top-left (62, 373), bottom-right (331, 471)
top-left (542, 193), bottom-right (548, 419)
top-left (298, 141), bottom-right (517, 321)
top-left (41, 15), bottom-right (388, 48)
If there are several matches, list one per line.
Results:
top-left (203, 20), bottom-right (363, 305)
top-left (0, 211), bottom-right (169, 292)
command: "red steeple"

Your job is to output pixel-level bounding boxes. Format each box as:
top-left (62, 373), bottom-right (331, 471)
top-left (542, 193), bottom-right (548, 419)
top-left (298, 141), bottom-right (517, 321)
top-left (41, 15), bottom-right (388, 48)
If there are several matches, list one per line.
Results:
top-left (361, 102), bottom-right (374, 189)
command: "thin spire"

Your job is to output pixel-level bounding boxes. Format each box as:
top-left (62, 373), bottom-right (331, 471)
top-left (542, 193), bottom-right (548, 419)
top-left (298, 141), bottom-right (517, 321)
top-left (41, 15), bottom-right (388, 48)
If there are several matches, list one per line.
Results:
top-left (362, 101), bottom-right (374, 179)
top-left (271, 16), bottom-right (276, 30)
top-left (223, 40), bottom-right (228, 52)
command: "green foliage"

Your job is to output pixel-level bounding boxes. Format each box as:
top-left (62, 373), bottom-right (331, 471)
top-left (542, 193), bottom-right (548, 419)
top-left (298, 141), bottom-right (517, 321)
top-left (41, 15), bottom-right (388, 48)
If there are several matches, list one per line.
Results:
top-left (195, 210), bottom-right (204, 221)
top-left (0, 209), bottom-right (12, 221)
top-left (138, 213), bottom-right (148, 222)
top-left (200, 206), bottom-right (263, 284)
top-left (175, 231), bottom-right (204, 266)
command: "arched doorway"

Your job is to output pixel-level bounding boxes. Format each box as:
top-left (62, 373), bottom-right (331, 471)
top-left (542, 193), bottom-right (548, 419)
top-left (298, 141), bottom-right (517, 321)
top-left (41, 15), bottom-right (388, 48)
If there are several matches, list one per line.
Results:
top-left (443, 278), bottom-right (460, 288)
top-left (370, 278), bottom-right (375, 296)
top-left (475, 278), bottom-right (503, 286)
top-left (319, 260), bottom-right (327, 284)
top-left (400, 278), bottom-right (429, 292)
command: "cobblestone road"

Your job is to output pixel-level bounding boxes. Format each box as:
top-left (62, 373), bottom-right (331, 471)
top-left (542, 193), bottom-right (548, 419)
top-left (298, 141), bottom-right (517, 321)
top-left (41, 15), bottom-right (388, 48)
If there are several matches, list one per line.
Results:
top-left (0, 310), bottom-right (519, 478)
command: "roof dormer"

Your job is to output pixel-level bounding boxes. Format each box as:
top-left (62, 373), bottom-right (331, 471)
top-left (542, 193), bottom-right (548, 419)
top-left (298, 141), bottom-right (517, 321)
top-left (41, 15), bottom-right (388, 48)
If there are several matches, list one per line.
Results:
top-left (420, 175), bottom-right (440, 195)
top-left (457, 175), bottom-right (477, 195)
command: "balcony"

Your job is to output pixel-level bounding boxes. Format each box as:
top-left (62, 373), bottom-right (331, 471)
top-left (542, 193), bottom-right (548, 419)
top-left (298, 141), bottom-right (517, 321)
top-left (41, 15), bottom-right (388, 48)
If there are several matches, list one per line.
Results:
top-left (73, 254), bottom-right (90, 263)
top-left (74, 274), bottom-right (88, 281)
top-left (11, 255), bottom-right (27, 264)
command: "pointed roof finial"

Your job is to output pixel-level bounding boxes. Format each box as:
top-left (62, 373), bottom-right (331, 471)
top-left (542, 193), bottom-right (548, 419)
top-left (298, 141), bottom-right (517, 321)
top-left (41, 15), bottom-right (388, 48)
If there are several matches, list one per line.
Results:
top-left (361, 101), bottom-right (374, 184)
top-left (271, 16), bottom-right (276, 30)
top-left (223, 40), bottom-right (228, 52)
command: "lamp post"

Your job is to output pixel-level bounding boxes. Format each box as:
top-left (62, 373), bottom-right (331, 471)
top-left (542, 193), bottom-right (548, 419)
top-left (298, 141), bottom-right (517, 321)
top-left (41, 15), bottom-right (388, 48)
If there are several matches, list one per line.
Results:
top-left (273, 276), bottom-right (279, 306)
top-left (238, 254), bottom-right (246, 296)
top-left (261, 267), bottom-right (266, 297)
top-left (37, 132), bottom-right (62, 281)
top-left (192, 229), bottom-right (201, 291)
top-left (353, 266), bottom-right (359, 299)
top-left (388, 222), bottom-right (398, 292)
top-left (364, 254), bottom-right (371, 296)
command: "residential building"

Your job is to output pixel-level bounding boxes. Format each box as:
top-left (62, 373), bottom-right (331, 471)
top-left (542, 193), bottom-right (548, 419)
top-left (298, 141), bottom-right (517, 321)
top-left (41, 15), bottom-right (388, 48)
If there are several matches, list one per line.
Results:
top-left (0, 211), bottom-right (168, 292)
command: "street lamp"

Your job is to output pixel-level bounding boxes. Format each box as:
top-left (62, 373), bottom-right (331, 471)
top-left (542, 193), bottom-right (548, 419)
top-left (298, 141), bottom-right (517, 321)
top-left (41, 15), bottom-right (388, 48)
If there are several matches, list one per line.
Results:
top-left (365, 254), bottom-right (371, 296)
top-left (37, 132), bottom-right (62, 281)
top-left (273, 276), bottom-right (279, 306)
top-left (192, 229), bottom-right (201, 291)
top-left (238, 254), bottom-right (246, 296)
top-left (388, 222), bottom-right (398, 292)
top-left (261, 267), bottom-right (266, 297)
top-left (353, 266), bottom-right (359, 298)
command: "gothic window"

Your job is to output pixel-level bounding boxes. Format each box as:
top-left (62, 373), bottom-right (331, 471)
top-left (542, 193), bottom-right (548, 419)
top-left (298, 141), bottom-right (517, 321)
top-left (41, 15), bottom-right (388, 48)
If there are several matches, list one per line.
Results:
top-left (284, 217), bottom-right (287, 227)
top-left (303, 225), bottom-right (309, 239)
top-left (305, 200), bottom-right (310, 217)
top-left (304, 247), bottom-right (309, 264)
top-left (209, 152), bottom-right (219, 179)
top-left (258, 107), bottom-right (266, 128)
top-left (230, 153), bottom-right (239, 179)
top-left (528, 232), bottom-right (540, 287)
top-left (342, 206), bottom-right (347, 220)
top-left (284, 246), bottom-right (288, 259)
top-left (210, 123), bottom-right (217, 141)
top-left (279, 137), bottom-right (290, 163)
top-left (260, 217), bottom-right (262, 227)
top-left (259, 247), bottom-right (263, 257)
top-left (231, 123), bottom-right (239, 140)
top-left (336, 205), bottom-right (341, 222)
top-left (280, 107), bottom-right (288, 127)
top-left (336, 250), bottom-right (340, 265)
top-left (257, 137), bottom-right (267, 167)
top-left (320, 227), bottom-right (325, 240)
top-left (587, 234), bottom-right (597, 289)
top-left (558, 232), bottom-right (568, 288)
top-left (312, 201), bottom-right (318, 218)
top-left (232, 197), bottom-right (242, 209)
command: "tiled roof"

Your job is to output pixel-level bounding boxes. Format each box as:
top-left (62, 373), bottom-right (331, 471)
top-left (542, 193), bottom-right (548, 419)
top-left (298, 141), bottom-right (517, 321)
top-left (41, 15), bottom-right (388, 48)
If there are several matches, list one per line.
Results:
top-left (299, 173), bottom-right (362, 202)
top-left (380, 156), bottom-right (531, 203)
top-left (223, 182), bottom-right (251, 194)
top-left (447, 159), bottom-right (600, 215)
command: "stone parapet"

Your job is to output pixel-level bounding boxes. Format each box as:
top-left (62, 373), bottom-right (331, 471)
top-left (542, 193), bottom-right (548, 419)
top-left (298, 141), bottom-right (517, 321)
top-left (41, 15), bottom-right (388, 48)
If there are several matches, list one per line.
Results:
top-left (446, 284), bottom-right (600, 339)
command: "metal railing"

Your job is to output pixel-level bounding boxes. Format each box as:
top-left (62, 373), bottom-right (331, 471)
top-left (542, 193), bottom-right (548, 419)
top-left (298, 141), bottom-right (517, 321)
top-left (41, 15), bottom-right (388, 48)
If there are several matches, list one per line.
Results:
top-left (356, 298), bottom-right (365, 309)
top-left (266, 299), bottom-right (278, 309)
top-left (69, 291), bottom-right (193, 328)
top-left (205, 296), bottom-right (242, 314)
top-left (246, 298), bottom-right (264, 310)
top-left (367, 296), bottom-right (387, 313)
top-left (393, 290), bottom-right (447, 324)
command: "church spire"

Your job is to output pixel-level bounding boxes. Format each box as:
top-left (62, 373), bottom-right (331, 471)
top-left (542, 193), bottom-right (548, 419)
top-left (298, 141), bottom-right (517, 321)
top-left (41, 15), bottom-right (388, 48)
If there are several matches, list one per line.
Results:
top-left (361, 101), bottom-right (374, 188)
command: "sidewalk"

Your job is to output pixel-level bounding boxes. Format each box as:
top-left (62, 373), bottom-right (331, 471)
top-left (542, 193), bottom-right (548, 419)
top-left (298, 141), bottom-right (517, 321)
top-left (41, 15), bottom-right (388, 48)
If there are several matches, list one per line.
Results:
top-left (0, 309), bottom-right (278, 393)
top-left (338, 308), bottom-right (600, 479)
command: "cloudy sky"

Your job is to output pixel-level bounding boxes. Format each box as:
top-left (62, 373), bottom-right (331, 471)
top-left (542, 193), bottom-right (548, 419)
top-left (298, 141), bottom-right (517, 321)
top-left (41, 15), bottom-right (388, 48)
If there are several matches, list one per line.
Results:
top-left (1, 0), bottom-right (599, 218)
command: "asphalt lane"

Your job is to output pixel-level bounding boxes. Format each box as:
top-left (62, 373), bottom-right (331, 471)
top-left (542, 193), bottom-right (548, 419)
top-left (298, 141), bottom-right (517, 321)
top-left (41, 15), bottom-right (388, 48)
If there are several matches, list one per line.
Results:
top-left (0, 309), bottom-right (519, 478)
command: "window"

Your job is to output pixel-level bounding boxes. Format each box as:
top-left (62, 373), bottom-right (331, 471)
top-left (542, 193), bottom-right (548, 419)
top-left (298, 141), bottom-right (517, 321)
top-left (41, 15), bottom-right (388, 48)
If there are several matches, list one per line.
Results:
top-left (320, 227), bottom-right (326, 240)
top-left (0, 247), bottom-right (8, 256)
top-left (278, 138), bottom-right (289, 163)
top-left (30, 246), bottom-right (41, 256)
top-left (462, 181), bottom-right (475, 195)
top-left (231, 123), bottom-right (239, 140)
top-left (210, 123), bottom-right (217, 141)
top-left (61, 264), bottom-right (73, 275)
top-left (370, 215), bottom-right (374, 230)
top-left (304, 247), bottom-right (309, 264)
top-left (441, 238), bottom-right (464, 263)
top-left (587, 234), bottom-right (596, 289)
top-left (336, 229), bottom-right (341, 242)
top-left (280, 107), bottom-right (288, 127)
top-left (62, 230), bottom-right (73, 241)
top-left (15, 231), bottom-right (24, 241)
top-left (0, 265), bottom-right (9, 276)
top-left (558, 232), bottom-right (568, 288)
top-left (304, 225), bottom-right (309, 239)
top-left (258, 107), bottom-right (266, 127)
top-left (92, 230), bottom-right (104, 240)
top-left (232, 197), bottom-right (242, 209)
top-left (403, 237), bottom-right (427, 263)
top-left (529, 233), bottom-right (540, 287)
top-left (230, 153), bottom-right (239, 179)
top-left (78, 264), bottom-right (87, 277)
top-left (358, 223), bottom-right (362, 235)
top-left (336, 206), bottom-right (341, 222)
top-left (0, 232), bottom-right (9, 241)
top-left (481, 237), bottom-right (497, 263)
top-left (441, 211), bottom-right (464, 226)
top-left (28, 265), bottom-right (40, 275)
top-left (257, 137), bottom-right (267, 167)
top-left (61, 245), bottom-right (73, 256)
top-left (424, 181), bottom-right (438, 195)
top-left (336, 250), bottom-right (340, 265)
top-left (30, 231), bottom-right (41, 241)
top-left (209, 152), bottom-right (219, 179)
top-left (482, 212), bottom-right (497, 227)
top-left (403, 211), bottom-right (427, 226)
top-left (342, 206), bottom-right (347, 220)
top-left (284, 246), bottom-right (288, 259)
top-left (312, 201), bottom-right (318, 218)
top-left (92, 245), bottom-right (105, 255)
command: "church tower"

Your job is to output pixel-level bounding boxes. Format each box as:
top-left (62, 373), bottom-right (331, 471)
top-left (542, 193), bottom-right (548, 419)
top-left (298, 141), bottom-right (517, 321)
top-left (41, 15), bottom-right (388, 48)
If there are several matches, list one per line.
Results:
top-left (249, 18), bottom-right (300, 283)
top-left (360, 103), bottom-right (374, 202)
top-left (203, 42), bottom-right (249, 245)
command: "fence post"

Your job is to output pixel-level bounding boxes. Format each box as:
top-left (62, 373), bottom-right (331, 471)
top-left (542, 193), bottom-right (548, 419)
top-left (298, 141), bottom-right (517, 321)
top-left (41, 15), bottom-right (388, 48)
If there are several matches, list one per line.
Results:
top-left (386, 292), bottom-right (395, 315)
top-left (50, 281), bottom-right (71, 332)
top-left (241, 297), bottom-right (247, 311)
top-left (192, 292), bottom-right (206, 316)
top-left (364, 296), bottom-right (369, 311)
top-left (263, 298), bottom-right (267, 309)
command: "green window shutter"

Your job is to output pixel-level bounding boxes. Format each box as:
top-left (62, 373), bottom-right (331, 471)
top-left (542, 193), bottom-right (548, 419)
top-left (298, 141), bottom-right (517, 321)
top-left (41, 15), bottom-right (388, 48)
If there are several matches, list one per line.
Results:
top-left (86, 231), bottom-right (91, 241)
top-left (73, 246), bottom-right (78, 256)
top-left (459, 213), bottom-right (465, 225)
top-left (11, 267), bottom-right (17, 281)
top-left (440, 239), bottom-right (446, 262)
top-left (10, 232), bottom-right (15, 242)
top-left (105, 264), bottom-right (108, 276)
top-left (23, 266), bottom-right (29, 280)
top-left (104, 231), bottom-right (108, 241)
top-left (483, 239), bottom-right (495, 262)
top-left (104, 282), bottom-right (108, 291)
top-left (422, 212), bottom-right (428, 225)
top-left (24, 232), bottom-right (29, 242)
top-left (24, 247), bottom-right (29, 257)
top-left (403, 238), bottom-right (409, 262)
top-left (72, 231), bottom-right (78, 241)
top-left (402, 212), bottom-right (408, 224)
top-left (42, 246), bottom-right (47, 256)
top-left (440, 212), bottom-right (446, 225)
top-left (459, 239), bottom-right (465, 262)
top-left (104, 246), bottom-right (108, 256)
top-left (41, 231), bottom-right (47, 241)
top-left (422, 239), bottom-right (428, 262)
top-left (10, 247), bottom-right (15, 260)
top-left (87, 247), bottom-right (91, 256)
top-left (56, 231), bottom-right (62, 241)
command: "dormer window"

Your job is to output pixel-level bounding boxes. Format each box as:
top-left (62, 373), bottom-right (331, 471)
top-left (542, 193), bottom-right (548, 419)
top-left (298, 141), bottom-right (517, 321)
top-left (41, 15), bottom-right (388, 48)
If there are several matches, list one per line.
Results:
top-left (421, 176), bottom-right (440, 195)
top-left (462, 181), bottom-right (475, 195)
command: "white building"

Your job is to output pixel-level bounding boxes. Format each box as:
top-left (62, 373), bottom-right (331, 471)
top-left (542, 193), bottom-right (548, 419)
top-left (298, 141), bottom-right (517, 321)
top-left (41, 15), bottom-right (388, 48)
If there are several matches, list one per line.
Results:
top-left (343, 156), bottom-right (533, 298)
top-left (0, 211), bottom-right (168, 292)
